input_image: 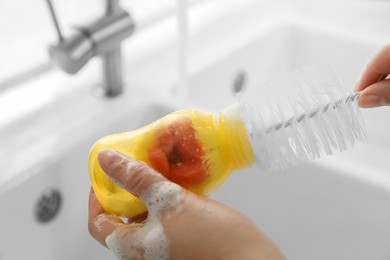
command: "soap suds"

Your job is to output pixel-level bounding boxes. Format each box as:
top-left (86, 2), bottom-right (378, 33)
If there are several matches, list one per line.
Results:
top-left (94, 214), bottom-right (108, 232)
top-left (106, 181), bottom-right (182, 260)
top-left (94, 214), bottom-right (120, 233)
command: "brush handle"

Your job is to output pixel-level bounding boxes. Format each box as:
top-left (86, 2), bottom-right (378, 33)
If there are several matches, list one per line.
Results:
top-left (264, 92), bottom-right (360, 135)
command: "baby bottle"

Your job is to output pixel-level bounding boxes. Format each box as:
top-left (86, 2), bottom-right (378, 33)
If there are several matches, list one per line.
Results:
top-left (88, 106), bottom-right (255, 218)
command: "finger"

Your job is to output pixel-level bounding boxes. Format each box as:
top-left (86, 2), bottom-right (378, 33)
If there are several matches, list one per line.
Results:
top-left (88, 188), bottom-right (125, 247)
top-left (358, 79), bottom-right (390, 108)
top-left (98, 149), bottom-right (166, 199)
top-left (355, 44), bottom-right (390, 91)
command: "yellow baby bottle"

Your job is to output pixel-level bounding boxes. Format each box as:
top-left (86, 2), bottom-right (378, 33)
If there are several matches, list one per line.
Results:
top-left (88, 106), bottom-right (256, 218)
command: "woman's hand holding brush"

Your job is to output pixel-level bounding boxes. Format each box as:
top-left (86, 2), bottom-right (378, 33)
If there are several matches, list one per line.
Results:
top-left (355, 44), bottom-right (390, 108)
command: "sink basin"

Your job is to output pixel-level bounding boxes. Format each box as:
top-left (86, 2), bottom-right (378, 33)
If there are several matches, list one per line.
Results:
top-left (188, 14), bottom-right (390, 260)
top-left (0, 94), bottom-right (175, 259)
top-left (213, 158), bottom-right (390, 260)
top-left (1, 1), bottom-right (390, 259)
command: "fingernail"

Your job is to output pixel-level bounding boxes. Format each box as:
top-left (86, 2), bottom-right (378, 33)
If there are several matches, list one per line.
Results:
top-left (98, 149), bottom-right (124, 171)
top-left (359, 94), bottom-right (384, 108)
top-left (98, 150), bottom-right (126, 188)
top-left (353, 80), bottom-right (360, 92)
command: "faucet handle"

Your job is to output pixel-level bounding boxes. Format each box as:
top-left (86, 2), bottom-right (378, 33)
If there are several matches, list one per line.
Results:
top-left (45, 0), bottom-right (135, 96)
top-left (45, 0), bottom-right (95, 74)
top-left (45, 0), bottom-right (64, 42)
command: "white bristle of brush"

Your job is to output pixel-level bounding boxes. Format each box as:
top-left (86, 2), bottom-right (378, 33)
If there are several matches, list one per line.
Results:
top-left (236, 66), bottom-right (367, 171)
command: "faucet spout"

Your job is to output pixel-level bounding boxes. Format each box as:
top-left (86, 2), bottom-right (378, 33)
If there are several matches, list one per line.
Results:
top-left (103, 48), bottom-right (123, 97)
top-left (106, 0), bottom-right (121, 14)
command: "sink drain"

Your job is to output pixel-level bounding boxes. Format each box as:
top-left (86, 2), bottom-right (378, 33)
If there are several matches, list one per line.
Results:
top-left (35, 189), bottom-right (62, 224)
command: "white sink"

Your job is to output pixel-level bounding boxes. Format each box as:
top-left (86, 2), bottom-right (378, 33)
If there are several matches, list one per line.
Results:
top-left (1, 0), bottom-right (390, 259)
top-left (189, 15), bottom-right (390, 260)
top-left (0, 93), bottom-right (175, 259)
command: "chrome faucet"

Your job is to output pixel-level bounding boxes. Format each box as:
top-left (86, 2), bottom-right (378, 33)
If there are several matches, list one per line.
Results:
top-left (46, 0), bottom-right (135, 97)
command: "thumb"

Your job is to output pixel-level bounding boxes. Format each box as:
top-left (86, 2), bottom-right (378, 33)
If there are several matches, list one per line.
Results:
top-left (98, 149), bottom-right (166, 199)
top-left (359, 79), bottom-right (390, 108)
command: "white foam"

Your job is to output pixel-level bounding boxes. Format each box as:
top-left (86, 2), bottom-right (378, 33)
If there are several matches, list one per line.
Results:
top-left (106, 181), bottom-right (183, 260)
top-left (94, 214), bottom-right (126, 234)
top-left (94, 214), bottom-right (110, 233)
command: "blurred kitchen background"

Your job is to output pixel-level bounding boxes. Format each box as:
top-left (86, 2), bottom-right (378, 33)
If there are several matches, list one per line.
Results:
top-left (0, 0), bottom-right (389, 259)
